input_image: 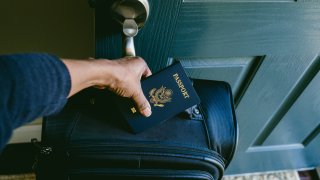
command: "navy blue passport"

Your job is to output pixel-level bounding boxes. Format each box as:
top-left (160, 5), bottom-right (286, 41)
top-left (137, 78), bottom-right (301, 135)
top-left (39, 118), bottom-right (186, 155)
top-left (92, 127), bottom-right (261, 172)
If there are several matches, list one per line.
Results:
top-left (114, 62), bottom-right (201, 133)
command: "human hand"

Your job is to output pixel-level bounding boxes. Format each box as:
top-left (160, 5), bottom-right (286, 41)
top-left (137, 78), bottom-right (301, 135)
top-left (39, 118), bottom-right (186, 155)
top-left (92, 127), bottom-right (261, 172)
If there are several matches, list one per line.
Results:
top-left (62, 57), bottom-right (152, 117)
top-left (94, 57), bottom-right (152, 117)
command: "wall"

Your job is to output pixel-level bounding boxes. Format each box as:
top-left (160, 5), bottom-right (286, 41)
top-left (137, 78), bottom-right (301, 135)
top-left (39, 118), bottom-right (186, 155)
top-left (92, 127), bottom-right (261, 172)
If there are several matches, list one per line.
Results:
top-left (0, 0), bottom-right (94, 58)
top-left (0, 0), bottom-right (94, 143)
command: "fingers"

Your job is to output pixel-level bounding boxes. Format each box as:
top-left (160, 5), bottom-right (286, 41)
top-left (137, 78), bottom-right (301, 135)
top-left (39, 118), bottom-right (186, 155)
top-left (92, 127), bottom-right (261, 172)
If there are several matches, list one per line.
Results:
top-left (143, 66), bottom-right (152, 77)
top-left (130, 57), bottom-right (152, 117)
top-left (102, 56), bottom-right (152, 117)
top-left (132, 88), bottom-right (152, 117)
top-left (135, 57), bottom-right (151, 78)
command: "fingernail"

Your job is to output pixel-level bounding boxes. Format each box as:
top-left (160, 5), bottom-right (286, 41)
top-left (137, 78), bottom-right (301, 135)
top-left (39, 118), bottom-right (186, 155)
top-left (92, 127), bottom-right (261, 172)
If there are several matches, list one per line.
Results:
top-left (142, 107), bottom-right (152, 117)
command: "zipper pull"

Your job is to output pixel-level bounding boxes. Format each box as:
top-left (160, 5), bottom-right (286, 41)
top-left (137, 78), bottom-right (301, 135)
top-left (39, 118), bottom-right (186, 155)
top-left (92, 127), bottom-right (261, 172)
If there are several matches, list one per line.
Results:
top-left (31, 138), bottom-right (53, 170)
top-left (31, 138), bottom-right (53, 155)
top-left (184, 105), bottom-right (204, 120)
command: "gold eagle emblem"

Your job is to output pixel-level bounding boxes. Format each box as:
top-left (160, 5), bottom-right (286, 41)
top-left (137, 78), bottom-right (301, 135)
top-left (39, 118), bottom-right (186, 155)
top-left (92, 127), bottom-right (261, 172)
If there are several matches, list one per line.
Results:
top-left (149, 86), bottom-right (173, 107)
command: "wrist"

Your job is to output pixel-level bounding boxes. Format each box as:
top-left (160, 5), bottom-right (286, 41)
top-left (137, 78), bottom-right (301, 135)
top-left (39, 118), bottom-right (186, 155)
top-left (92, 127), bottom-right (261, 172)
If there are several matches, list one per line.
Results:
top-left (90, 59), bottom-right (119, 88)
top-left (62, 59), bottom-right (104, 97)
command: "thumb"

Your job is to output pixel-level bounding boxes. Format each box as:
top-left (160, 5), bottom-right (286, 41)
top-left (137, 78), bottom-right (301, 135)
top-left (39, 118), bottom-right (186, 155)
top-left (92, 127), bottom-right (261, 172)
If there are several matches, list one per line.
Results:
top-left (132, 88), bottom-right (152, 117)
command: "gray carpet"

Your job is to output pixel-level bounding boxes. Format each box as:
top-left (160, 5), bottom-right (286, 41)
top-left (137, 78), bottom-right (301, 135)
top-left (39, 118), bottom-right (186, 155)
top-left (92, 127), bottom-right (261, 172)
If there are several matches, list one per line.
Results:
top-left (0, 171), bottom-right (299, 180)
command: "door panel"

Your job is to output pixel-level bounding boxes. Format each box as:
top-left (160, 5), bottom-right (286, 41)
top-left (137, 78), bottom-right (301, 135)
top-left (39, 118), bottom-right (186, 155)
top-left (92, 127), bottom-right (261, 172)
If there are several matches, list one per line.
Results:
top-left (231, 54), bottom-right (320, 173)
top-left (94, 0), bottom-right (320, 174)
top-left (263, 66), bottom-right (320, 146)
top-left (172, 2), bottom-right (320, 57)
top-left (170, 56), bottom-right (262, 100)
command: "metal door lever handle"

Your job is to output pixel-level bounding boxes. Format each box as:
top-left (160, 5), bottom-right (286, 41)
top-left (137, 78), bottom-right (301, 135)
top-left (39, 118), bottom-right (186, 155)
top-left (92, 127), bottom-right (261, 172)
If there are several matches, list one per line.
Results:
top-left (123, 19), bottom-right (138, 57)
top-left (111, 0), bottom-right (149, 57)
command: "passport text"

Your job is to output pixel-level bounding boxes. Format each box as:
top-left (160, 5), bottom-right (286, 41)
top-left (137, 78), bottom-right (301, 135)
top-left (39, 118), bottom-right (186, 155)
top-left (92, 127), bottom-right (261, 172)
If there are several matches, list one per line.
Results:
top-left (173, 73), bottom-right (190, 99)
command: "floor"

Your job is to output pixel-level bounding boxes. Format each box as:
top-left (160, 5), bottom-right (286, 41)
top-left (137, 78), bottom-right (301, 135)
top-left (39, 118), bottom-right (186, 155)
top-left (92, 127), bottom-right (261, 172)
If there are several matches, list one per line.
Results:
top-left (0, 171), bottom-right (303, 180)
top-left (0, 174), bottom-right (35, 180)
top-left (222, 170), bottom-right (300, 180)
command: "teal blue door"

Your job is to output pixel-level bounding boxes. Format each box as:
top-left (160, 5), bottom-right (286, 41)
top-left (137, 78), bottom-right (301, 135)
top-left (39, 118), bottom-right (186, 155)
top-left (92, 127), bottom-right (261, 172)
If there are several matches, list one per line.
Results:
top-left (94, 0), bottom-right (320, 174)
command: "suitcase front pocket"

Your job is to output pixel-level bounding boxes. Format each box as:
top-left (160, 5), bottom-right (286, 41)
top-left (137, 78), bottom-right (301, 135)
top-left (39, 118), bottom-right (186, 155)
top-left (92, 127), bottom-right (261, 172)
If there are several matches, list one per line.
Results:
top-left (63, 144), bottom-right (224, 180)
top-left (68, 168), bottom-right (216, 180)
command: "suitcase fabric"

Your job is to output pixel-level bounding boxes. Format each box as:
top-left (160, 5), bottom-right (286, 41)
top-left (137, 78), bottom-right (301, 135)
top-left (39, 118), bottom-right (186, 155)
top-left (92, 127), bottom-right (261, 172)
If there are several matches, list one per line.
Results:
top-left (36, 80), bottom-right (238, 180)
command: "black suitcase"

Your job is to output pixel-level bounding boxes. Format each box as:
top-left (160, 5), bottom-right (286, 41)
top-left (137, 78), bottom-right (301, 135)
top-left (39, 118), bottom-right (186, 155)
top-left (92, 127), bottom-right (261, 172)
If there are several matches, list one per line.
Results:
top-left (36, 80), bottom-right (238, 180)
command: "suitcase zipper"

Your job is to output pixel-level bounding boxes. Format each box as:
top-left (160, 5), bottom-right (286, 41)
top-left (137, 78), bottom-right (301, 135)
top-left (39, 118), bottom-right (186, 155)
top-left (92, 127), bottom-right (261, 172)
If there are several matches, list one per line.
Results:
top-left (64, 143), bottom-right (225, 172)
top-left (68, 168), bottom-right (215, 180)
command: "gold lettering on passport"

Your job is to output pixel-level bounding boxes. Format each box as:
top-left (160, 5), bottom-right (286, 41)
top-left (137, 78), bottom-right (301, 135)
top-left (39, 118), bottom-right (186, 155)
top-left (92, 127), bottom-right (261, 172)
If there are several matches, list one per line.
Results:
top-left (149, 86), bottom-right (173, 107)
top-left (131, 107), bottom-right (137, 113)
top-left (173, 73), bottom-right (190, 99)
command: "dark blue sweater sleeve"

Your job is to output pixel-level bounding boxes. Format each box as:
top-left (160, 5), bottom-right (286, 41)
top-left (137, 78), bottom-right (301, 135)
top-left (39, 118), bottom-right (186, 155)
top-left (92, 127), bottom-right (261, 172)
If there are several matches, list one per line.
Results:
top-left (0, 53), bottom-right (71, 151)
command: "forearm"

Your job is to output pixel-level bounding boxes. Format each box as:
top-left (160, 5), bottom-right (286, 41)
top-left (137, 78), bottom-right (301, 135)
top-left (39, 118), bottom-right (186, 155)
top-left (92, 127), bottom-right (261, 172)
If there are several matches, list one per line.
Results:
top-left (61, 59), bottom-right (117, 97)
top-left (62, 59), bottom-right (98, 97)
